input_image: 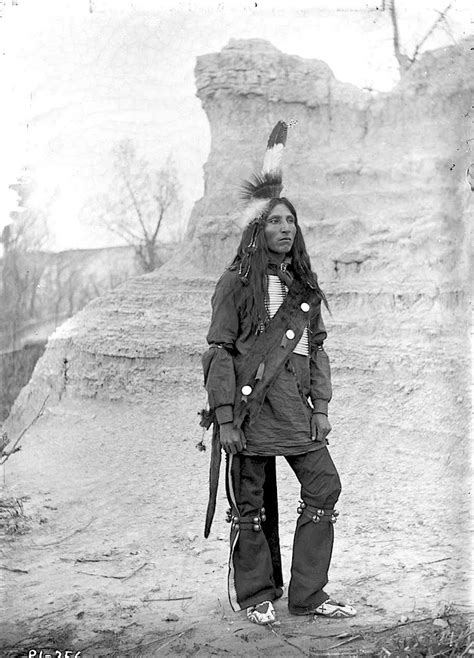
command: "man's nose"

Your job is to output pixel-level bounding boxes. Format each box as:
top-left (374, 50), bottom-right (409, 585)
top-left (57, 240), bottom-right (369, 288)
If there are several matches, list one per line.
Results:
top-left (281, 220), bottom-right (292, 232)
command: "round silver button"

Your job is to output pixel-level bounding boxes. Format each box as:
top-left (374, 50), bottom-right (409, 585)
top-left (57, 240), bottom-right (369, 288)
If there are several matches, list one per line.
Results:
top-left (285, 329), bottom-right (295, 340)
top-left (241, 385), bottom-right (253, 396)
top-left (300, 302), bottom-right (310, 312)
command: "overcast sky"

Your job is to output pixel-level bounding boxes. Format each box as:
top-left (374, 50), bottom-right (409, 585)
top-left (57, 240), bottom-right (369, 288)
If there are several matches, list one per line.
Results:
top-left (1, 0), bottom-right (472, 251)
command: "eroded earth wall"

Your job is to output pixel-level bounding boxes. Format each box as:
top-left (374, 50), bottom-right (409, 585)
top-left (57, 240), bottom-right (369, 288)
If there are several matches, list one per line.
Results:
top-left (183, 38), bottom-right (471, 293)
top-left (5, 39), bottom-right (472, 449)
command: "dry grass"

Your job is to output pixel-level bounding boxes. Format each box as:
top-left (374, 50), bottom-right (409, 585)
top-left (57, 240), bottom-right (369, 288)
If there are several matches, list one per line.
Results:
top-left (0, 495), bottom-right (30, 535)
top-left (375, 614), bottom-right (473, 657)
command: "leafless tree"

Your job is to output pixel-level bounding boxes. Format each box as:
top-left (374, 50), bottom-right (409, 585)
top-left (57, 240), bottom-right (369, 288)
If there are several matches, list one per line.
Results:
top-left (91, 140), bottom-right (181, 272)
top-left (0, 176), bottom-right (50, 349)
top-left (389, 0), bottom-right (454, 73)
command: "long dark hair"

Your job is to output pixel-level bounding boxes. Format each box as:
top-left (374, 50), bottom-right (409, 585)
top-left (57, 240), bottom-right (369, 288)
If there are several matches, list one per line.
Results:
top-left (228, 197), bottom-right (328, 330)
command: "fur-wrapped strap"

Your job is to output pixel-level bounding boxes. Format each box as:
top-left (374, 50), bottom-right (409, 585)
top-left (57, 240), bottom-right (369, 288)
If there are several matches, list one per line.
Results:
top-left (204, 421), bottom-right (221, 538)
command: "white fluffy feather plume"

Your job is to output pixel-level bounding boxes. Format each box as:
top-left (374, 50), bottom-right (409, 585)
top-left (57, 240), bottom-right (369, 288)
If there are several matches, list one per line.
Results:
top-left (238, 197), bottom-right (271, 229)
top-left (239, 119), bottom-right (297, 228)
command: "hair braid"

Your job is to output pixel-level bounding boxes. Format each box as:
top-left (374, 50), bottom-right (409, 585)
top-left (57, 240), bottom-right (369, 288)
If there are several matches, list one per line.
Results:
top-left (228, 198), bottom-right (328, 331)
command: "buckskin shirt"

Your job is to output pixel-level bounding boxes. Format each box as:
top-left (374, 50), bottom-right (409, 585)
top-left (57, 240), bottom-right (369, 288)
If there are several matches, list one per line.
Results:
top-left (202, 263), bottom-right (332, 456)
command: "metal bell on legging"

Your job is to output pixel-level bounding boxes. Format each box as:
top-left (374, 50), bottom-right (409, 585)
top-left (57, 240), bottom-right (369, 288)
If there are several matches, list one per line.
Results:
top-left (330, 510), bottom-right (339, 524)
top-left (297, 500), bottom-right (306, 514)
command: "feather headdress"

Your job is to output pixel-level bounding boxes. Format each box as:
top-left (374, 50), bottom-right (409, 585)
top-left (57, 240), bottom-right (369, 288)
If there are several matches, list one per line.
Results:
top-left (239, 119), bottom-right (296, 228)
top-left (237, 119), bottom-right (296, 282)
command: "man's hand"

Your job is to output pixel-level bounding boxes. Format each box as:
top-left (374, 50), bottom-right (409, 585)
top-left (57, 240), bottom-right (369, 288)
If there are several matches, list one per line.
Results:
top-left (219, 423), bottom-right (246, 454)
top-left (311, 413), bottom-right (332, 443)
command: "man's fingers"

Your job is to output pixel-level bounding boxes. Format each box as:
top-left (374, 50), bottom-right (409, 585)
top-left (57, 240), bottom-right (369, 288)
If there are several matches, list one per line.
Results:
top-left (222, 440), bottom-right (236, 455)
top-left (321, 427), bottom-right (331, 441)
top-left (221, 429), bottom-right (246, 453)
top-left (311, 415), bottom-right (332, 443)
top-left (232, 439), bottom-right (239, 454)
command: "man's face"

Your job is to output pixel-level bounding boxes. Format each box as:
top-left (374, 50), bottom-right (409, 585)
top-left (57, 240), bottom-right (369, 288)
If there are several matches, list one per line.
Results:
top-left (263, 203), bottom-right (297, 257)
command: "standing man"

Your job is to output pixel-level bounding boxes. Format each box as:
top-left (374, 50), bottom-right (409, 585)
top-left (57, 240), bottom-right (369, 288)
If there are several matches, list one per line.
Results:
top-left (202, 121), bottom-right (355, 625)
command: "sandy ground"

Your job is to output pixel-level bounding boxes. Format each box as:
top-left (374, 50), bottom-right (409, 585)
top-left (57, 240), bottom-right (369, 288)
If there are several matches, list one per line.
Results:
top-left (0, 305), bottom-right (472, 656)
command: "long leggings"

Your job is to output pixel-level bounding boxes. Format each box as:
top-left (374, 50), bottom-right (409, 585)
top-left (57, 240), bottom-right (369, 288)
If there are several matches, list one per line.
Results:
top-left (226, 447), bottom-right (341, 612)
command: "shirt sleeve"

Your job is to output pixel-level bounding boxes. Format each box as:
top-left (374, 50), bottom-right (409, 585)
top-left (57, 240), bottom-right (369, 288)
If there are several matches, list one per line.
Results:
top-left (202, 272), bottom-right (239, 425)
top-left (309, 302), bottom-right (332, 415)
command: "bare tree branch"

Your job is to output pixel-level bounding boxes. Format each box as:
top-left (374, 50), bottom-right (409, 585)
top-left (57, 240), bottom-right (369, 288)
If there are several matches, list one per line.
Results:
top-left (123, 175), bottom-right (150, 242)
top-left (151, 208), bottom-right (165, 243)
top-left (438, 14), bottom-right (457, 44)
top-left (102, 216), bottom-right (142, 244)
top-left (389, 0), bottom-right (453, 73)
top-left (410, 3), bottom-right (453, 64)
top-left (389, 0), bottom-right (411, 71)
top-left (0, 395), bottom-right (49, 464)
top-left (88, 141), bottom-right (181, 272)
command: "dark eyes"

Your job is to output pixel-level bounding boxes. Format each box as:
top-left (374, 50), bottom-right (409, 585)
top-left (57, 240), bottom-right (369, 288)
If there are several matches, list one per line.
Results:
top-left (268, 216), bottom-right (295, 224)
